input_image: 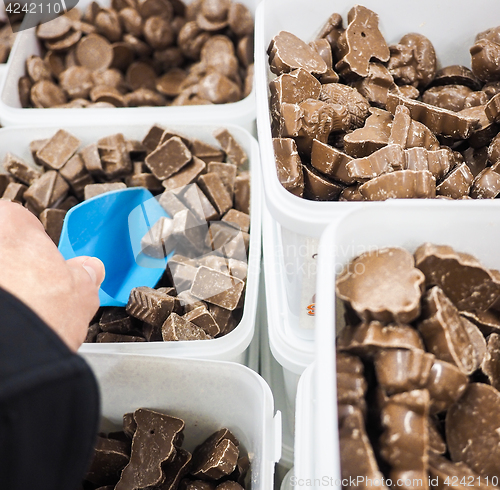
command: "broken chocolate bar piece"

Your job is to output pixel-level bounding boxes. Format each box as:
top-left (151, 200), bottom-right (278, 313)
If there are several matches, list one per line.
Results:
top-left (191, 429), bottom-right (240, 480)
top-left (99, 308), bottom-right (134, 334)
top-left (159, 448), bottom-right (192, 490)
top-left (310, 139), bottom-right (355, 185)
top-left (470, 167), bottom-right (500, 199)
top-left (115, 409), bottom-right (185, 489)
top-left (481, 333), bottom-right (500, 391)
top-left (178, 183), bottom-right (219, 222)
top-left (221, 209), bottom-right (250, 234)
top-left (190, 266), bottom-right (244, 311)
top-left (303, 164), bottom-right (344, 201)
top-left (86, 436), bottom-right (130, 487)
top-left (446, 383), bottom-right (500, 480)
top-left (39, 208), bottom-right (66, 244)
top-left (161, 312), bottom-right (212, 341)
top-left (346, 144), bottom-right (404, 182)
top-left (198, 172), bottom-right (233, 216)
top-left (141, 216), bottom-right (176, 258)
top-left (183, 306), bottom-right (220, 337)
top-left (36, 129), bottom-right (81, 170)
top-left (163, 157), bottom-right (207, 192)
top-left (145, 137), bottom-right (192, 180)
top-left (84, 182), bottom-right (127, 200)
top-left (336, 247), bottom-right (425, 324)
top-left (273, 137), bottom-right (304, 196)
top-left (3, 153), bottom-right (42, 185)
top-left (415, 243), bottom-right (500, 312)
top-left (403, 147), bottom-right (452, 181)
top-left (233, 172), bottom-right (250, 215)
top-left (97, 133), bottom-right (133, 179)
top-left (24, 170), bottom-right (69, 213)
top-left (126, 286), bottom-right (178, 327)
top-left (436, 163), bottom-right (474, 199)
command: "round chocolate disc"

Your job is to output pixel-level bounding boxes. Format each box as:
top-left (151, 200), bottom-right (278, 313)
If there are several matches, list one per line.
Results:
top-left (36, 15), bottom-right (72, 41)
top-left (76, 33), bottom-right (114, 72)
top-left (156, 68), bottom-right (187, 97)
top-left (30, 80), bottom-right (67, 108)
top-left (45, 29), bottom-right (82, 52)
top-left (126, 61), bottom-right (157, 91)
top-left (111, 42), bottom-right (135, 71)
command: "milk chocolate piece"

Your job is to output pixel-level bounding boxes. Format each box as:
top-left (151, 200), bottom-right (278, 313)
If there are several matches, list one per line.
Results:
top-left (273, 138), bottom-right (304, 196)
top-left (310, 39), bottom-right (339, 84)
top-left (91, 86), bottom-right (126, 107)
top-left (26, 55), bottom-right (52, 83)
top-left (339, 407), bottom-right (388, 490)
top-left (184, 482), bottom-right (216, 490)
top-left (126, 173), bottom-right (163, 192)
top-left (178, 183), bottom-right (219, 222)
top-left (115, 409), bottom-right (184, 490)
top-left (427, 418), bottom-right (446, 455)
top-left (471, 39), bottom-right (500, 83)
top-left (423, 85), bottom-right (479, 113)
top-left (359, 169), bottom-right (436, 201)
top-left (403, 147), bottom-right (452, 180)
top-left (310, 140), bottom-right (354, 185)
top-left (141, 217), bottom-right (176, 259)
top-left (0, 175), bottom-right (13, 197)
top-left (31, 80), bottom-right (67, 108)
top-left (338, 321), bottom-right (425, 356)
top-left (352, 62), bottom-right (398, 108)
top-left (36, 130), bottom-right (81, 170)
top-left (485, 93), bottom-right (500, 123)
top-left (388, 105), bottom-right (440, 151)
top-left (86, 436), bottom-right (130, 486)
top-left (39, 208), bottom-right (66, 244)
top-left (303, 164), bottom-right (344, 201)
top-left (425, 358), bottom-right (469, 414)
top-left (207, 162), bottom-right (237, 196)
top-left (380, 390), bottom-right (430, 490)
top-left (126, 286), bottom-right (179, 328)
top-left (84, 182), bottom-right (127, 200)
top-left (76, 34), bottom-right (113, 72)
top-left (446, 383), bottom-right (500, 479)
top-left (221, 209), bottom-right (249, 233)
top-left (159, 190), bottom-right (189, 217)
top-left (59, 153), bottom-right (94, 198)
top-left (19, 76), bottom-right (32, 108)
top-left (96, 332), bottom-right (146, 343)
top-left (431, 65), bottom-right (482, 91)
top-left (343, 108), bottom-right (393, 158)
top-left (387, 33), bottom-right (436, 89)
top-left (215, 483), bottom-right (243, 490)
top-left (145, 137), bottom-right (192, 181)
top-left (3, 153), bottom-right (41, 185)
top-left (233, 172), bottom-right (250, 215)
top-left (415, 243), bottom-right (500, 311)
top-left (436, 163), bottom-right (474, 199)
top-left (198, 72), bottom-right (241, 104)
top-left (166, 255), bottom-right (198, 293)
top-left (386, 92), bottom-right (480, 139)
top-left (98, 307), bottom-right (133, 335)
top-left (336, 248), bottom-right (425, 324)
top-left (374, 349), bottom-right (434, 395)
top-left (339, 185), bottom-right (364, 201)
top-left (24, 171), bottom-right (69, 213)
top-left (2, 182), bottom-right (27, 202)
top-left (177, 290), bottom-right (206, 312)
top-left (418, 286), bottom-right (481, 375)
top-left (81, 143), bottom-right (104, 176)
top-left (267, 31), bottom-right (327, 76)
top-left (461, 309), bottom-right (500, 335)
top-left (191, 266), bottom-right (244, 311)
top-left (213, 129), bottom-right (247, 167)
top-left (481, 333), bottom-right (500, 390)
top-left (183, 306), bottom-right (220, 337)
top-left (46, 30), bottom-right (83, 52)
top-left (346, 144), bottom-right (404, 182)
top-left (37, 15), bottom-right (73, 41)
top-left (337, 353), bottom-right (367, 412)
top-left (470, 167), bottom-right (500, 198)
top-left (198, 172), bottom-right (233, 215)
top-left (162, 312), bottom-right (211, 341)
top-left (173, 209), bottom-right (209, 256)
top-left (60, 66), bottom-right (94, 99)
top-left (191, 429), bottom-right (239, 480)
top-left (190, 139), bottom-right (225, 164)
top-left (98, 133), bottom-right (133, 178)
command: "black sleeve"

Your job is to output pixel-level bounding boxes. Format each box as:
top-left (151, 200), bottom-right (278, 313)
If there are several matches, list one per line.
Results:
top-left (0, 287), bottom-right (100, 490)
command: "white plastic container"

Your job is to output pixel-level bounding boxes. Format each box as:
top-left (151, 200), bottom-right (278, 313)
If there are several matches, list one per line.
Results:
top-left (0, 0), bottom-right (257, 131)
top-left (82, 352), bottom-right (281, 489)
top-left (280, 468), bottom-right (295, 490)
top-left (308, 202), bottom-right (500, 485)
top-left (262, 203), bottom-right (314, 432)
top-left (0, 122), bottom-right (262, 364)
top-left (254, 0), bottom-right (500, 337)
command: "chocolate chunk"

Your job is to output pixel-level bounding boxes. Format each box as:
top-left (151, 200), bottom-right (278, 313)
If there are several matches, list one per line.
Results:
top-left (190, 139), bottom-right (225, 164)
top-left (213, 129), bottom-right (247, 167)
top-left (115, 409), bottom-right (185, 489)
top-left (126, 173), bottom-right (163, 192)
top-left (96, 332), bottom-right (146, 342)
top-left (159, 190), bottom-right (189, 217)
top-left (461, 309), bottom-right (500, 336)
top-left (335, 6), bottom-right (390, 80)
top-left (273, 137), bottom-right (304, 196)
top-left (126, 286), bottom-right (179, 327)
top-left (233, 172), bottom-right (250, 215)
top-left (191, 429), bottom-right (239, 480)
top-left (221, 209), bottom-right (249, 233)
top-left (198, 172), bottom-right (233, 215)
top-left (431, 65), bottom-right (482, 91)
top-left (338, 321), bottom-right (425, 356)
top-left (436, 163), bottom-right (474, 199)
top-left (123, 412), bottom-right (137, 438)
top-left (84, 182), bottom-right (127, 200)
top-left (145, 137), bottom-right (192, 180)
top-left (337, 353), bottom-right (367, 412)
top-left (162, 312), bottom-right (211, 341)
top-left (81, 143), bottom-right (104, 176)
top-left (403, 147), bottom-right (452, 180)
top-left (166, 254), bottom-right (198, 293)
top-left (343, 108), bottom-right (393, 158)
top-left (39, 208), bottom-right (66, 244)
top-left (418, 286), bottom-right (483, 375)
top-left (2, 182), bottom-right (26, 202)
top-left (303, 164), bottom-right (344, 201)
top-left (427, 418), bottom-right (447, 455)
top-left (374, 348), bottom-right (434, 395)
top-left (190, 266), bottom-right (244, 311)
top-left (183, 306), bottom-right (220, 337)
top-left (98, 133), bottom-right (133, 178)
top-left (423, 85), bottom-right (478, 113)
top-left (177, 183), bottom-right (219, 222)
top-left (18, 76), bottom-right (33, 108)
top-left (446, 383), bottom-right (500, 479)
top-left (99, 307), bottom-right (134, 334)
top-left (3, 153), bottom-right (42, 185)
top-left (141, 216), bottom-right (176, 258)
top-left (339, 184), bottom-right (364, 201)
top-left (352, 62), bottom-right (398, 108)
top-left (379, 390), bottom-right (429, 490)
top-left (24, 171), bottom-right (69, 213)
top-left (85, 323), bottom-right (101, 343)
top-left (481, 333), bottom-right (500, 391)
top-left (339, 407), bottom-right (388, 490)
top-left (91, 86), bottom-right (126, 107)
top-left (267, 31), bottom-right (327, 76)
top-left (159, 448), bottom-right (192, 490)
top-left (470, 167), bottom-right (500, 198)
top-left (386, 92), bottom-right (480, 139)
top-left (76, 33), bottom-right (113, 72)
top-left (59, 153), bottom-right (94, 198)
top-left (45, 30), bottom-right (83, 52)
top-left (336, 248), bottom-right (425, 324)
top-left (415, 243), bottom-right (500, 311)
top-left (310, 139), bottom-right (354, 185)
top-left (59, 66), bottom-right (94, 99)
top-left (26, 55), bottom-right (52, 83)
top-left (172, 209), bottom-right (208, 256)
top-left (346, 144), bottom-right (404, 182)
top-left (359, 169), bottom-right (436, 201)
top-left (36, 130), bottom-right (81, 170)
top-left (471, 39), bottom-right (500, 83)
top-left (86, 436), bottom-right (130, 486)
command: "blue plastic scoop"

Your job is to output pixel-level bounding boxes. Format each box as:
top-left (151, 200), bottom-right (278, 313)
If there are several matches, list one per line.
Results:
top-left (58, 188), bottom-right (171, 307)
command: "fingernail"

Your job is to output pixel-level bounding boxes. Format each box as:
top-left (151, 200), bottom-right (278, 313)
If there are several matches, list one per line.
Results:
top-left (82, 257), bottom-right (105, 286)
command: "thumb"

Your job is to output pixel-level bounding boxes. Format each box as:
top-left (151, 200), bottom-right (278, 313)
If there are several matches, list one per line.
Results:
top-left (66, 256), bottom-right (106, 287)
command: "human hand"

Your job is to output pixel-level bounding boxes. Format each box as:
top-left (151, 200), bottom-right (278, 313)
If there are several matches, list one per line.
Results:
top-left (0, 200), bottom-right (105, 351)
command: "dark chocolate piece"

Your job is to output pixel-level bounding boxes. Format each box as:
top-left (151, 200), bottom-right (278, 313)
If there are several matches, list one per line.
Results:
top-left (86, 436), bottom-right (130, 487)
top-left (126, 286), bottom-right (179, 327)
top-left (161, 312), bottom-right (212, 341)
top-left (99, 307), bottom-right (134, 334)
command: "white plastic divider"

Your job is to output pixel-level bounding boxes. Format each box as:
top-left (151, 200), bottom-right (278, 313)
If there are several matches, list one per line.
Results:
top-left (82, 352), bottom-right (281, 489)
top-left (310, 201), bottom-right (500, 486)
top-left (0, 122), bottom-right (262, 364)
top-left (254, 0), bottom-right (500, 338)
top-left (262, 202), bottom-right (314, 430)
top-left (0, 0), bottom-right (257, 131)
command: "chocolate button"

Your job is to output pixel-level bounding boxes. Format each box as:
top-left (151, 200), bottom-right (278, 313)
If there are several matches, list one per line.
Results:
top-left (31, 80), bottom-right (67, 108)
top-left (126, 61), bottom-right (157, 91)
top-left (59, 66), bottom-right (94, 99)
top-left (143, 16), bottom-right (175, 50)
top-left (45, 29), bottom-right (82, 52)
top-left (76, 33), bottom-right (113, 72)
top-left (36, 15), bottom-right (73, 41)
top-left (228, 2), bottom-right (253, 37)
top-left (26, 55), bottom-right (52, 83)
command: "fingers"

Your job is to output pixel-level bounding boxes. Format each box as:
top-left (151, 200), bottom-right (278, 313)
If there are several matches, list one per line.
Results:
top-left (66, 256), bottom-right (106, 287)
